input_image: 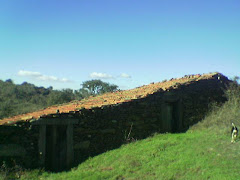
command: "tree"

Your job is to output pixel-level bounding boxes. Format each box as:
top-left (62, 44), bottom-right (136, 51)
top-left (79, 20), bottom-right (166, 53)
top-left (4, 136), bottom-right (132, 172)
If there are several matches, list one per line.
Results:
top-left (0, 79), bottom-right (77, 119)
top-left (78, 80), bottom-right (119, 97)
top-left (5, 79), bottom-right (13, 84)
top-left (74, 88), bottom-right (89, 99)
top-left (232, 76), bottom-right (240, 84)
top-left (47, 89), bottom-right (75, 105)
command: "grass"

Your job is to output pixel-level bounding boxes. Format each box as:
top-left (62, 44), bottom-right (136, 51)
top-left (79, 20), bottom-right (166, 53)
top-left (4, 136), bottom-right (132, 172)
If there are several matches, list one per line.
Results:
top-left (4, 83), bottom-right (240, 180)
top-left (21, 130), bottom-right (240, 180)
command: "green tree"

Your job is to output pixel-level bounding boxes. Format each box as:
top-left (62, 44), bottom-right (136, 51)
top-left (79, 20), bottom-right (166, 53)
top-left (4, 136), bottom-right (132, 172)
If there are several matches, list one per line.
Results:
top-left (5, 79), bottom-right (13, 84)
top-left (0, 80), bottom-right (76, 119)
top-left (47, 89), bottom-right (75, 105)
top-left (78, 79), bottom-right (119, 97)
top-left (0, 101), bottom-right (15, 119)
top-left (74, 88), bottom-right (89, 99)
top-left (232, 76), bottom-right (239, 84)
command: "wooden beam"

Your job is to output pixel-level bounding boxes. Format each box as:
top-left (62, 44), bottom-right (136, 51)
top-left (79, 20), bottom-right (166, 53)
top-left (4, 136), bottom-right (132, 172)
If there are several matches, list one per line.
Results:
top-left (177, 99), bottom-right (183, 131)
top-left (38, 125), bottom-right (46, 167)
top-left (32, 118), bottom-right (79, 125)
top-left (51, 125), bottom-right (58, 171)
top-left (66, 124), bottom-right (74, 169)
top-left (163, 93), bottom-right (179, 102)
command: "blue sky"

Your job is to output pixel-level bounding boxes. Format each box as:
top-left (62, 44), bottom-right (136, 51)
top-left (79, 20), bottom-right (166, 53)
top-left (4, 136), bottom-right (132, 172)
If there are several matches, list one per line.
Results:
top-left (0, 0), bottom-right (239, 90)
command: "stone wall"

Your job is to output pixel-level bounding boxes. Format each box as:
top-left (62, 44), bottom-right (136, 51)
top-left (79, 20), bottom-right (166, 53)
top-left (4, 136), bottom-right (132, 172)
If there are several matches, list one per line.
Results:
top-left (70, 75), bottom-right (229, 165)
top-left (0, 122), bottom-right (39, 168)
top-left (0, 74), bottom-right (230, 170)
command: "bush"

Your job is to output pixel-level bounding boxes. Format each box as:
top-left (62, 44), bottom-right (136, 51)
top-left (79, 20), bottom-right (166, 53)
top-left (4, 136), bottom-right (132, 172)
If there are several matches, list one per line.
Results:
top-left (191, 81), bottom-right (240, 134)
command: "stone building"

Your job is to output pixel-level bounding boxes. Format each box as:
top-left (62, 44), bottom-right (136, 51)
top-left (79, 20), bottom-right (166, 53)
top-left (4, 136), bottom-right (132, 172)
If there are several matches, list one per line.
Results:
top-left (0, 73), bottom-right (231, 172)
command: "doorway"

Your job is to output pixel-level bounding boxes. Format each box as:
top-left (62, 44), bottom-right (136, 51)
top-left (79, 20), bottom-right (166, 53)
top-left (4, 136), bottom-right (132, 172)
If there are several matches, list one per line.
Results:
top-left (33, 118), bottom-right (78, 172)
top-left (45, 125), bottom-right (67, 172)
top-left (162, 100), bottom-right (182, 132)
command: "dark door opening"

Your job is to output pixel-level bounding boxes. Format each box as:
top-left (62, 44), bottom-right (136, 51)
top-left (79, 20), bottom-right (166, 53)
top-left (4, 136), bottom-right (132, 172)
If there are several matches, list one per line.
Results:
top-left (171, 101), bottom-right (179, 132)
top-left (165, 101), bottom-right (180, 133)
top-left (45, 125), bottom-right (67, 172)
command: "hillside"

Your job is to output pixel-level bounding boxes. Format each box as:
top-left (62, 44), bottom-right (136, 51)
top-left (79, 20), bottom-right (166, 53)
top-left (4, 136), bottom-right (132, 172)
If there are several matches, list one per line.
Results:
top-left (32, 131), bottom-right (239, 180)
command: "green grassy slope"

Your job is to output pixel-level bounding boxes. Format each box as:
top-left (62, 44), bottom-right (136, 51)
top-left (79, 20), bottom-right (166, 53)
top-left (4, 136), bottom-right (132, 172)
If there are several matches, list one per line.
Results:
top-left (33, 131), bottom-right (239, 180)
top-left (12, 84), bottom-right (240, 180)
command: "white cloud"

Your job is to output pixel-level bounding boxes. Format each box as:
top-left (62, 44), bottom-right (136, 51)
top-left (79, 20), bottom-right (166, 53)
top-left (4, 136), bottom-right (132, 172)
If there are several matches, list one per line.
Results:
top-left (37, 75), bottom-right (58, 81)
top-left (18, 70), bottom-right (71, 83)
top-left (120, 73), bottom-right (131, 78)
top-left (18, 70), bottom-right (41, 77)
top-left (89, 72), bottom-right (132, 80)
top-left (89, 72), bottom-right (114, 79)
top-left (61, 78), bottom-right (70, 82)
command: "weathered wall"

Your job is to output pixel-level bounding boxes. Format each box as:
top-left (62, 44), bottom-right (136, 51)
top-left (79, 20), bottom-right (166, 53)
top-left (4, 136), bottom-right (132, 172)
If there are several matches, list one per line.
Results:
top-left (0, 122), bottom-right (39, 168)
top-left (0, 74), bottom-right (230, 169)
top-left (70, 75), bottom-right (229, 165)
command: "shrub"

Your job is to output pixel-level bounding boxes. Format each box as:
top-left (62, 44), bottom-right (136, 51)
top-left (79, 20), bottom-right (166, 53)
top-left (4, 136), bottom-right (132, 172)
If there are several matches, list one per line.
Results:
top-left (191, 81), bottom-right (240, 134)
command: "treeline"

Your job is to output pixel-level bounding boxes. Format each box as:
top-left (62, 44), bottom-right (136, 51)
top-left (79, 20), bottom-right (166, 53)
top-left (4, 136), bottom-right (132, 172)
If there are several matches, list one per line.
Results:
top-left (0, 79), bottom-right (119, 119)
